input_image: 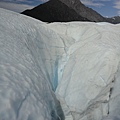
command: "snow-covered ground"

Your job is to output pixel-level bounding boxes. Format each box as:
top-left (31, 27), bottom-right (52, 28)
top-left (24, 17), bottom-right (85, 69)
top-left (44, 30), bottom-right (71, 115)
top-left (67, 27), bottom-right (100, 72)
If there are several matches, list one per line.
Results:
top-left (0, 8), bottom-right (120, 120)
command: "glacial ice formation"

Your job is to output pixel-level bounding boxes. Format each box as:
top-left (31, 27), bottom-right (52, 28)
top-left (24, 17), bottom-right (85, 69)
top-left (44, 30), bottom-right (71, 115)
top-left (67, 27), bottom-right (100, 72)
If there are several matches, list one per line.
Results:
top-left (49, 22), bottom-right (120, 120)
top-left (0, 8), bottom-right (120, 120)
top-left (0, 8), bottom-right (65, 120)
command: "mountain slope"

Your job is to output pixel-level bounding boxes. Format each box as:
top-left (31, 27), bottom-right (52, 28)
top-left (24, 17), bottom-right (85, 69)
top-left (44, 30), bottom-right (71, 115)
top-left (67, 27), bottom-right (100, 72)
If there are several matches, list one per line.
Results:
top-left (22, 0), bottom-right (89, 23)
top-left (59, 0), bottom-right (105, 22)
top-left (22, 0), bottom-right (120, 24)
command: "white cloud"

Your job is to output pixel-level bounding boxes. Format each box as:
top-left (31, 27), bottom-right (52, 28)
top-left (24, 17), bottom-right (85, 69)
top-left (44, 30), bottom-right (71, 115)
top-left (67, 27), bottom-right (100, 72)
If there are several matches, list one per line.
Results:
top-left (118, 10), bottom-right (120, 15)
top-left (0, 2), bottom-right (34, 13)
top-left (113, 0), bottom-right (120, 16)
top-left (81, 0), bottom-right (104, 7)
top-left (99, 0), bottom-right (111, 1)
top-left (113, 1), bottom-right (120, 9)
top-left (0, 0), bottom-right (34, 4)
top-left (38, 0), bottom-right (49, 2)
top-left (0, 0), bottom-right (49, 13)
top-left (91, 0), bottom-right (111, 1)
top-left (1, 0), bottom-right (49, 3)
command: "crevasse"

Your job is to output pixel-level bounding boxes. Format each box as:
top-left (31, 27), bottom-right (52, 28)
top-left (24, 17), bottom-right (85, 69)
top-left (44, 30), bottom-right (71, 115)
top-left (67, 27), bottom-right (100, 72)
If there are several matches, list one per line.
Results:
top-left (0, 8), bottom-right (120, 120)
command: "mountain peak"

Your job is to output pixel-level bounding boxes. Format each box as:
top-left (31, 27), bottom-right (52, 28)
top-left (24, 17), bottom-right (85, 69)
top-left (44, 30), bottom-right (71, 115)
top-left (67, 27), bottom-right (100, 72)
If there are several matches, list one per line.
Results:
top-left (22, 0), bottom-right (89, 23)
top-left (22, 0), bottom-right (120, 23)
top-left (22, 0), bottom-right (104, 22)
top-left (59, 0), bottom-right (81, 7)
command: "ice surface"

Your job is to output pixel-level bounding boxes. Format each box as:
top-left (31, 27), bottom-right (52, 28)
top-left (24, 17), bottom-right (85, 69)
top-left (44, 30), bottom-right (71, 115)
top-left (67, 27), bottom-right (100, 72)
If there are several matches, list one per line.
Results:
top-left (48, 23), bottom-right (120, 119)
top-left (0, 8), bottom-right (65, 120)
top-left (0, 8), bottom-right (120, 120)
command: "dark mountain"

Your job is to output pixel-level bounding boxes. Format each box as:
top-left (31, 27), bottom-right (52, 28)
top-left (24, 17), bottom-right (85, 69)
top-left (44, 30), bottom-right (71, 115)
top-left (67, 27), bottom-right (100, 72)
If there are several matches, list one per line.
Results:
top-left (22, 0), bottom-right (89, 23)
top-left (105, 16), bottom-right (120, 24)
top-left (59, 0), bottom-right (105, 22)
top-left (22, 0), bottom-right (120, 24)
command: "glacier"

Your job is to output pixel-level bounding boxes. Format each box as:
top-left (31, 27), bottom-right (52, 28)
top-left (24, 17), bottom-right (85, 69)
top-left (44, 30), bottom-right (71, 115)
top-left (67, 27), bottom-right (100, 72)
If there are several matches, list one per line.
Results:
top-left (0, 8), bottom-right (120, 120)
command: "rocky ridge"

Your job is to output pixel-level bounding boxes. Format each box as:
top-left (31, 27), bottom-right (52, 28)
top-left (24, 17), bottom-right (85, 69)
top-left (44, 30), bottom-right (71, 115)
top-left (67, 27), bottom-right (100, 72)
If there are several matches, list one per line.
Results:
top-left (22, 0), bottom-right (120, 24)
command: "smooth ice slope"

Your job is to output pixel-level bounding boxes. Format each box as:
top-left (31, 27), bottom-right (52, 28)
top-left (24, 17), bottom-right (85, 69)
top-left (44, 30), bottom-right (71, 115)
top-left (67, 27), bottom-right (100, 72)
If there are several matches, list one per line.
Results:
top-left (0, 8), bottom-right (120, 120)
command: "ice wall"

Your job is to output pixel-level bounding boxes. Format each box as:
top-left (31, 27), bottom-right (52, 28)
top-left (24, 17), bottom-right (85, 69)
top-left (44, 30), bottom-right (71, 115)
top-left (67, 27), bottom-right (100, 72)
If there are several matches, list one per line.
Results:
top-left (0, 8), bottom-right (66, 120)
top-left (49, 22), bottom-right (120, 120)
top-left (0, 8), bottom-right (120, 120)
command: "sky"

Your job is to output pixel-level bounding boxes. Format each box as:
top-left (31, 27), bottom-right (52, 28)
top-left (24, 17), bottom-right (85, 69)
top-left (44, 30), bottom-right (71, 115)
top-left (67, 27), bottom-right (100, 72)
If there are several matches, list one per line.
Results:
top-left (0, 0), bottom-right (120, 17)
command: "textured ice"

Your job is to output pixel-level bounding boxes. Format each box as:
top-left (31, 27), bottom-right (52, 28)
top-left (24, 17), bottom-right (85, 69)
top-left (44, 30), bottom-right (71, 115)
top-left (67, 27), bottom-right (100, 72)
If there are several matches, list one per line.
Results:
top-left (0, 8), bottom-right (65, 120)
top-left (0, 8), bottom-right (120, 120)
top-left (48, 23), bottom-right (120, 119)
